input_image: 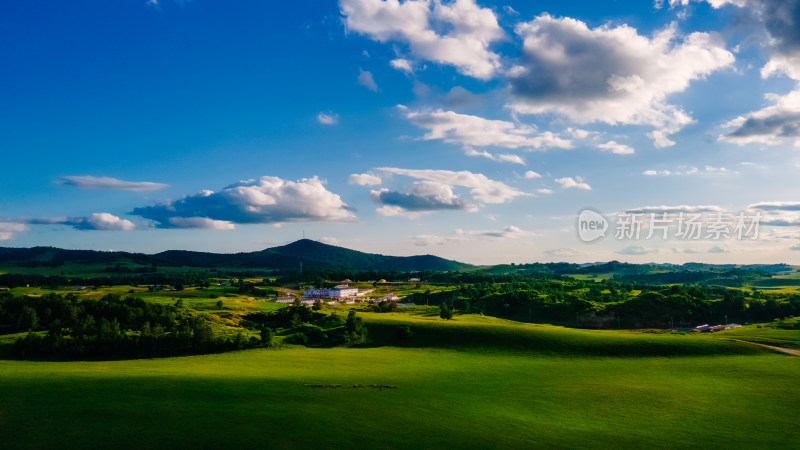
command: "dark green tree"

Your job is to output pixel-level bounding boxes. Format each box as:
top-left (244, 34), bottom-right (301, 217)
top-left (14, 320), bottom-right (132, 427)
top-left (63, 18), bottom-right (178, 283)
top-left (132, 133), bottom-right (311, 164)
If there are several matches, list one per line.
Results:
top-left (191, 319), bottom-right (214, 349)
top-left (394, 325), bottom-right (413, 341)
top-left (97, 317), bottom-right (111, 340)
top-left (328, 312), bottom-right (344, 325)
top-left (109, 318), bottom-right (122, 339)
top-left (290, 312), bottom-right (302, 328)
top-left (260, 326), bottom-right (275, 347)
top-left (232, 331), bottom-right (246, 349)
top-left (74, 315), bottom-right (95, 342)
top-left (17, 306), bottom-right (39, 331)
top-left (439, 302), bottom-right (453, 320)
top-left (345, 310), bottom-right (367, 344)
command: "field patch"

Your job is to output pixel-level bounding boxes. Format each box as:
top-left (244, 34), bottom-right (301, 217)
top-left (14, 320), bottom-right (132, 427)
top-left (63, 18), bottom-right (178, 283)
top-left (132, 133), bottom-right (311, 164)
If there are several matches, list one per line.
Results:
top-left (0, 346), bottom-right (797, 448)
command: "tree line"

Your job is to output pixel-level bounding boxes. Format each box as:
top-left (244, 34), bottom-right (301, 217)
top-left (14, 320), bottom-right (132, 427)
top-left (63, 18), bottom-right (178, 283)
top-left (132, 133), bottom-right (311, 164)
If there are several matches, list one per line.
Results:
top-left (244, 300), bottom-right (368, 347)
top-left (405, 278), bottom-right (800, 328)
top-left (1, 292), bottom-right (266, 359)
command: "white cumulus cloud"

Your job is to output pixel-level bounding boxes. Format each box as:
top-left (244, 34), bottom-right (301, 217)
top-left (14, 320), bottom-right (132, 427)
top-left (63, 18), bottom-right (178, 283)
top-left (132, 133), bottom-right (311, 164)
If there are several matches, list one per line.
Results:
top-left (370, 180), bottom-right (476, 216)
top-left (555, 177), bottom-right (592, 190)
top-left (598, 141), bottom-right (635, 155)
top-left (642, 166), bottom-right (728, 176)
top-left (710, 1), bottom-right (800, 146)
top-left (749, 201), bottom-right (800, 211)
top-left (83, 213), bottom-right (136, 231)
top-left (349, 173), bottom-right (383, 185)
top-left (317, 112), bottom-right (339, 125)
top-left (464, 148), bottom-right (525, 165)
top-left (0, 222), bottom-right (27, 241)
top-left (390, 58), bottom-right (414, 73)
top-left (507, 15), bottom-right (734, 147)
top-left (132, 176), bottom-right (356, 228)
top-left (403, 108), bottom-right (572, 151)
top-left (166, 217), bottom-right (235, 230)
top-left (28, 214), bottom-right (135, 231)
top-left (721, 89), bottom-right (800, 146)
top-left (340, 0), bottom-right (505, 80)
top-left (358, 68), bottom-right (378, 91)
top-left (377, 167), bottom-right (527, 204)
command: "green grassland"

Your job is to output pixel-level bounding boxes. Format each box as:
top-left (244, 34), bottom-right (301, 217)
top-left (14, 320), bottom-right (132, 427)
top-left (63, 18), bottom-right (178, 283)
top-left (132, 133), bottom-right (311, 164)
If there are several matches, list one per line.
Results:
top-left (0, 261), bottom-right (226, 278)
top-left (1, 312), bottom-right (798, 448)
top-left (721, 317), bottom-right (800, 350)
top-left (749, 274), bottom-right (800, 294)
top-left (0, 284), bottom-right (286, 343)
top-left (568, 273), bottom-right (614, 281)
top-left (0, 261), bottom-right (145, 277)
top-left (2, 284), bottom-right (274, 309)
top-left (2, 262), bottom-right (800, 448)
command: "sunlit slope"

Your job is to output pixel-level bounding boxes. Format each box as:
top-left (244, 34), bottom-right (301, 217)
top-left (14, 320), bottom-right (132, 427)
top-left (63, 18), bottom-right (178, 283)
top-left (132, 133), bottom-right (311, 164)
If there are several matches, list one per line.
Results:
top-left (0, 313), bottom-right (796, 449)
top-left (0, 344), bottom-right (797, 449)
top-left (357, 311), bottom-right (765, 357)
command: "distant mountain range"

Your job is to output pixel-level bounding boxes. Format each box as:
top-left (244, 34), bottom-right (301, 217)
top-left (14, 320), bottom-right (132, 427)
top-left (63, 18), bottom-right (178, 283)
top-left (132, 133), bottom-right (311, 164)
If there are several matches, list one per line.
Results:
top-left (0, 240), bottom-right (792, 276)
top-left (0, 239), bottom-right (469, 272)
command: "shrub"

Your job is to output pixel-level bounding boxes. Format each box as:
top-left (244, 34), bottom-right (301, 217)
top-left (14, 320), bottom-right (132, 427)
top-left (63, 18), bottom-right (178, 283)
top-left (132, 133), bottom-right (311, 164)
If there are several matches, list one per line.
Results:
top-left (299, 324), bottom-right (325, 344)
top-left (286, 332), bottom-right (309, 345)
top-left (260, 327), bottom-right (275, 346)
top-left (374, 301), bottom-right (398, 313)
top-left (439, 302), bottom-right (453, 320)
top-left (394, 325), bottom-right (413, 341)
top-left (345, 311), bottom-right (368, 345)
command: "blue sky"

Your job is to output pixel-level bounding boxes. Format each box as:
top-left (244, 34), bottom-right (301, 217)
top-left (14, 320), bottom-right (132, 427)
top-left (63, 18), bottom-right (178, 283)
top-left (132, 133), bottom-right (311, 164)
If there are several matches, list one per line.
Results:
top-left (2, 0), bottom-right (800, 264)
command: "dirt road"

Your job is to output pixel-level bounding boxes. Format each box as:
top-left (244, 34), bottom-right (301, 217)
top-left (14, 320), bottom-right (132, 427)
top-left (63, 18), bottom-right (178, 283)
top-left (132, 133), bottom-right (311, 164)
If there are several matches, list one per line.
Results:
top-left (730, 339), bottom-right (800, 357)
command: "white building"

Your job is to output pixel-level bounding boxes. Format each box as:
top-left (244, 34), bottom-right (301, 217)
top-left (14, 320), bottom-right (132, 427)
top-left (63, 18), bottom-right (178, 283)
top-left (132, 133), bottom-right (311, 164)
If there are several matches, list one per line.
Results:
top-left (303, 284), bottom-right (359, 299)
top-left (303, 288), bottom-right (329, 298)
top-left (381, 293), bottom-right (401, 302)
top-left (332, 284), bottom-right (358, 298)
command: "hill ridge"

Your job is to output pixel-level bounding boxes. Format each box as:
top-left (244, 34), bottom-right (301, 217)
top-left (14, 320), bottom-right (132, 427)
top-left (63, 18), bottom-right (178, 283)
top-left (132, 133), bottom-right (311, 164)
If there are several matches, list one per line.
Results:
top-left (0, 239), bottom-right (469, 272)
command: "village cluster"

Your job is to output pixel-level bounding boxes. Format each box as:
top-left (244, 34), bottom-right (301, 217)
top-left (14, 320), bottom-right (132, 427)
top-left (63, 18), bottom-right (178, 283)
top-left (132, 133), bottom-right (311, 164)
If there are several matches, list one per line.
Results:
top-left (274, 284), bottom-right (410, 307)
top-left (691, 323), bottom-right (741, 332)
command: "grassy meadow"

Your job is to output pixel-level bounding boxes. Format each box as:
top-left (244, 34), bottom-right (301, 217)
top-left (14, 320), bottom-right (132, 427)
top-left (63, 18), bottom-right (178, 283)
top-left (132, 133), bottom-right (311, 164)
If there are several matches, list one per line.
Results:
top-left (1, 312), bottom-right (798, 449)
top-left (2, 261), bottom-right (800, 448)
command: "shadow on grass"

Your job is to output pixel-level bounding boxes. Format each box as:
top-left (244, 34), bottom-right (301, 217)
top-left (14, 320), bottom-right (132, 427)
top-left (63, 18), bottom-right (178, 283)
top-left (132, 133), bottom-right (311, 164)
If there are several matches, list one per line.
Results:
top-left (358, 321), bottom-right (766, 357)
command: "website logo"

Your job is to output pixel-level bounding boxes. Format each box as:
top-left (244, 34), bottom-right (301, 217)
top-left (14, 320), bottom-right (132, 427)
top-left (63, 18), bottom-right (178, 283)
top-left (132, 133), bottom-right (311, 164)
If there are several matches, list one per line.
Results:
top-left (577, 209), bottom-right (608, 242)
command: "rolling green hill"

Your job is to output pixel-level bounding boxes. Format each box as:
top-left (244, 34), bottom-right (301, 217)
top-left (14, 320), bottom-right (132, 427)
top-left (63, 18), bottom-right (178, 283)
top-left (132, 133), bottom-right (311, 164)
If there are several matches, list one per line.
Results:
top-left (0, 315), bottom-right (797, 449)
top-left (0, 239), bottom-right (468, 273)
top-left (154, 238), bottom-right (468, 271)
